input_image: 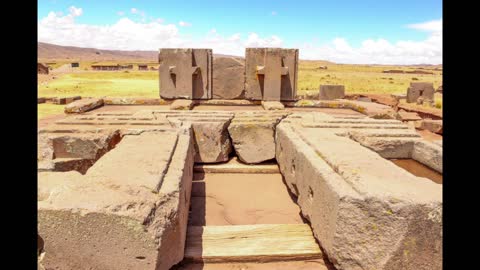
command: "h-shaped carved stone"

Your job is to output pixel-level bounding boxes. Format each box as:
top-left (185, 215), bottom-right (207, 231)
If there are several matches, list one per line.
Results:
top-left (169, 66), bottom-right (200, 76)
top-left (159, 48), bottom-right (212, 100)
top-left (258, 51), bottom-right (290, 101)
top-left (245, 48), bottom-right (298, 101)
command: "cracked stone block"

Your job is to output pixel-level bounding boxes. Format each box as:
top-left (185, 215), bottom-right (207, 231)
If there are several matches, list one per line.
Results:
top-left (212, 57), bottom-right (245, 99)
top-left (228, 112), bottom-right (289, 163)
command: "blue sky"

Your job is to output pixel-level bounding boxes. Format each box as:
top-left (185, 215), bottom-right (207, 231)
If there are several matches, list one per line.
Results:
top-left (38, 0), bottom-right (443, 64)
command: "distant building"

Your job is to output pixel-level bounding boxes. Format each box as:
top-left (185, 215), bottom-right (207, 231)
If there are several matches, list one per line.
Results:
top-left (38, 63), bottom-right (49, 74)
top-left (91, 63), bottom-right (134, 71)
top-left (405, 70), bottom-right (434, 75)
top-left (138, 64), bottom-right (148, 71)
top-left (383, 69), bottom-right (405, 74)
top-left (71, 62), bottom-right (80, 68)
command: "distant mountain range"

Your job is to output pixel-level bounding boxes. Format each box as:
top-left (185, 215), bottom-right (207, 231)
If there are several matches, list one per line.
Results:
top-left (38, 42), bottom-right (239, 62)
top-left (37, 42), bottom-right (441, 68)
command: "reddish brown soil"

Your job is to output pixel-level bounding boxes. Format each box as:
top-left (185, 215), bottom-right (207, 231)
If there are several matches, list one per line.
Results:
top-left (189, 173), bottom-right (303, 226)
top-left (390, 159), bottom-right (442, 184)
top-left (416, 129), bottom-right (442, 141)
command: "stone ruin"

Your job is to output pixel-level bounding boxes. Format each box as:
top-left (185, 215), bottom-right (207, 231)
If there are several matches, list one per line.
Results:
top-left (319, 84), bottom-right (345, 100)
top-left (38, 48), bottom-right (442, 270)
top-left (406, 82), bottom-right (435, 104)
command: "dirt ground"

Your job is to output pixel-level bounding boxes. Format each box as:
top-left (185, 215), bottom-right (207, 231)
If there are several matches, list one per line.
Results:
top-left (416, 129), bottom-right (442, 141)
top-left (189, 173), bottom-right (303, 226)
top-left (390, 159), bottom-right (442, 184)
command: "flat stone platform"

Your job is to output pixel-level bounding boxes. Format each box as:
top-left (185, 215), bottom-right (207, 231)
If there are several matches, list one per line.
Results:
top-left (38, 106), bottom-right (442, 270)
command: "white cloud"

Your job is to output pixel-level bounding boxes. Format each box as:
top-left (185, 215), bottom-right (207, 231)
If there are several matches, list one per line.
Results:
top-left (179, 21), bottom-right (192, 27)
top-left (37, 8), bottom-right (442, 64)
top-left (117, 11), bottom-right (125, 16)
top-left (130, 8), bottom-right (138, 14)
top-left (300, 19), bottom-right (442, 64)
top-left (407, 19), bottom-right (442, 32)
top-left (271, 11), bottom-right (277, 16)
top-left (68, 6), bottom-right (82, 17)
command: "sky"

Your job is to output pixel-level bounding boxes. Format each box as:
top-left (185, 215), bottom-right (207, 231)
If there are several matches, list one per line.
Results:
top-left (37, 0), bottom-right (442, 64)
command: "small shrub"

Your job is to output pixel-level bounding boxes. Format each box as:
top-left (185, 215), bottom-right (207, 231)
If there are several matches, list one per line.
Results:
top-left (412, 77), bottom-right (418, 80)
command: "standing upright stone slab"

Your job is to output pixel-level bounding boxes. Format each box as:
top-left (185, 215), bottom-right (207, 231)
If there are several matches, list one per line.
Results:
top-left (159, 48), bottom-right (212, 100)
top-left (212, 57), bottom-right (245, 99)
top-left (406, 82), bottom-right (435, 103)
top-left (245, 48), bottom-right (298, 101)
top-left (319, 85), bottom-right (345, 100)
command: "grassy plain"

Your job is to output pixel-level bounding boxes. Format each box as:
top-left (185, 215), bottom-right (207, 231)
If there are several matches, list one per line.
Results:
top-left (38, 60), bottom-right (442, 119)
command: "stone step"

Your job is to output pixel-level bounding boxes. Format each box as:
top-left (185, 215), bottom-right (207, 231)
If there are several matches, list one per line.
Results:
top-left (184, 224), bottom-right (322, 263)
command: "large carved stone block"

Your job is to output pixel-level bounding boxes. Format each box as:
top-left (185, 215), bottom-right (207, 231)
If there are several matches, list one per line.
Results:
top-left (159, 48), bottom-right (212, 100)
top-left (212, 57), bottom-right (245, 99)
top-left (406, 82), bottom-right (434, 103)
top-left (245, 48), bottom-right (298, 101)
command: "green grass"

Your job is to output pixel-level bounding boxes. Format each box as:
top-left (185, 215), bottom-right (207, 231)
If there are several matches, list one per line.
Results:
top-left (38, 104), bottom-right (66, 120)
top-left (38, 61), bottom-right (442, 119)
top-left (297, 61), bottom-right (442, 95)
top-left (38, 71), bottom-right (159, 98)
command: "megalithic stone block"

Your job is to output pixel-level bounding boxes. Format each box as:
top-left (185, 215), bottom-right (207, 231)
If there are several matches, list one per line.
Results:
top-left (159, 48), bottom-right (212, 100)
top-left (245, 48), bottom-right (298, 101)
top-left (406, 82), bottom-right (435, 103)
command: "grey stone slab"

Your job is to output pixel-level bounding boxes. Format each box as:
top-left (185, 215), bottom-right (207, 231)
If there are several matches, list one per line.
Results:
top-left (245, 48), bottom-right (298, 101)
top-left (159, 48), bottom-right (212, 100)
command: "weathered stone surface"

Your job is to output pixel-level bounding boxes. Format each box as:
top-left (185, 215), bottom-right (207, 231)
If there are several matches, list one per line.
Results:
top-left (417, 119), bottom-right (443, 134)
top-left (275, 122), bottom-right (442, 270)
top-left (228, 112), bottom-right (289, 163)
top-left (212, 57), bottom-right (245, 99)
top-left (357, 97), bottom-right (371, 102)
top-left (191, 121), bottom-right (233, 163)
top-left (319, 85), bottom-right (345, 100)
top-left (155, 111), bottom-right (235, 163)
top-left (397, 109), bottom-right (422, 121)
top-left (159, 48), bottom-right (212, 100)
top-left (103, 97), bottom-right (169, 105)
top-left (52, 96), bottom-right (81, 105)
top-left (432, 140), bottom-right (442, 147)
top-left (406, 82), bottom-right (435, 103)
top-left (412, 140), bottom-right (442, 173)
top-left (37, 130), bottom-right (122, 173)
top-left (436, 85), bottom-right (443, 93)
top-left (397, 102), bottom-right (442, 119)
top-left (261, 101), bottom-right (285, 110)
top-left (170, 99), bottom-right (194, 110)
top-left (245, 48), bottom-right (298, 101)
top-left (349, 133), bottom-right (421, 159)
top-left (38, 130), bottom-right (195, 270)
top-left (65, 98), bottom-right (104, 114)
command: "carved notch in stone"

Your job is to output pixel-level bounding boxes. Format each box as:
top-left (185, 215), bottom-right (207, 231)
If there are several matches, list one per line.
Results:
top-left (159, 48), bottom-right (212, 100)
top-left (245, 48), bottom-right (298, 101)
